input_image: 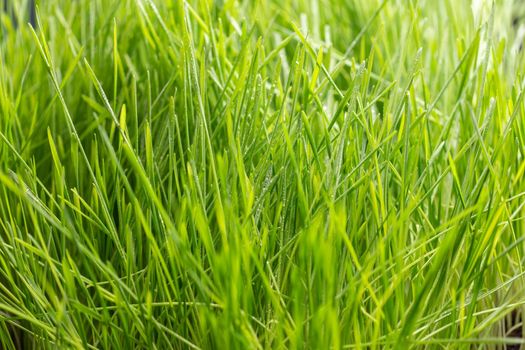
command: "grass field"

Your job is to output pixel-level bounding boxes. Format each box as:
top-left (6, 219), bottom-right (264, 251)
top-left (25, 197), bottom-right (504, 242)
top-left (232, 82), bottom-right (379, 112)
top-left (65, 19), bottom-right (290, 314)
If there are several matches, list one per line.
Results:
top-left (1, 0), bottom-right (525, 348)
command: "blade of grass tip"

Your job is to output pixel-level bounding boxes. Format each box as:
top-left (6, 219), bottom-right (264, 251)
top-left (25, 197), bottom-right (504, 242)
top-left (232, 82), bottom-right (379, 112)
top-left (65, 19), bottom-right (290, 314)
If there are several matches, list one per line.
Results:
top-left (113, 18), bottom-right (118, 112)
top-left (83, 59), bottom-right (130, 147)
top-left (291, 22), bottom-right (343, 98)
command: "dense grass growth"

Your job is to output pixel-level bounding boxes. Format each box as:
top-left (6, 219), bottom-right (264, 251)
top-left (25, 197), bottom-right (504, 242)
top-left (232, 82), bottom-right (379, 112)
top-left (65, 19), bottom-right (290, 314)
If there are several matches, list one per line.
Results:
top-left (1, 0), bottom-right (525, 348)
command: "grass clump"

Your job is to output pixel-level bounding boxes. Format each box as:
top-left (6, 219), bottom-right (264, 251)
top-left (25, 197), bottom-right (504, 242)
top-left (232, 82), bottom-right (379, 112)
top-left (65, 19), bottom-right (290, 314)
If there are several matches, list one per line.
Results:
top-left (1, 0), bottom-right (525, 348)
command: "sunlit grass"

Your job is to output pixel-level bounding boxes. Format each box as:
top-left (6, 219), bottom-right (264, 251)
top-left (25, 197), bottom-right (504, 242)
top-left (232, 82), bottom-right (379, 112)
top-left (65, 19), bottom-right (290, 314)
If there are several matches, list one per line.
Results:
top-left (1, 0), bottom-right (525, 348)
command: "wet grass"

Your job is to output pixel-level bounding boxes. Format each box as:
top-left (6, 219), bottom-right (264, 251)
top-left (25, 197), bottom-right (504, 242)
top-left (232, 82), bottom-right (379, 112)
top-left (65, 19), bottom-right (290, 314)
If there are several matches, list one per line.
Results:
top-left (1, 0), bottom-right (525, 348)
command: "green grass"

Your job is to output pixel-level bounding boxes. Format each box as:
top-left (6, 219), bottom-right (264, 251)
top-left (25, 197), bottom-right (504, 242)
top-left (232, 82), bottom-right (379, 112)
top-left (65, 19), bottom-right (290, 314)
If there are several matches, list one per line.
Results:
top-left (1, 0), bottom-right (525, 348)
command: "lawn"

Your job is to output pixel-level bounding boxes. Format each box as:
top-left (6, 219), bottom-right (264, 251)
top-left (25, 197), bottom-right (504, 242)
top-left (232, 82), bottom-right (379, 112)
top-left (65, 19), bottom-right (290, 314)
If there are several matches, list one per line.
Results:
top-left (1, 0), bottom-right (525, 348)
